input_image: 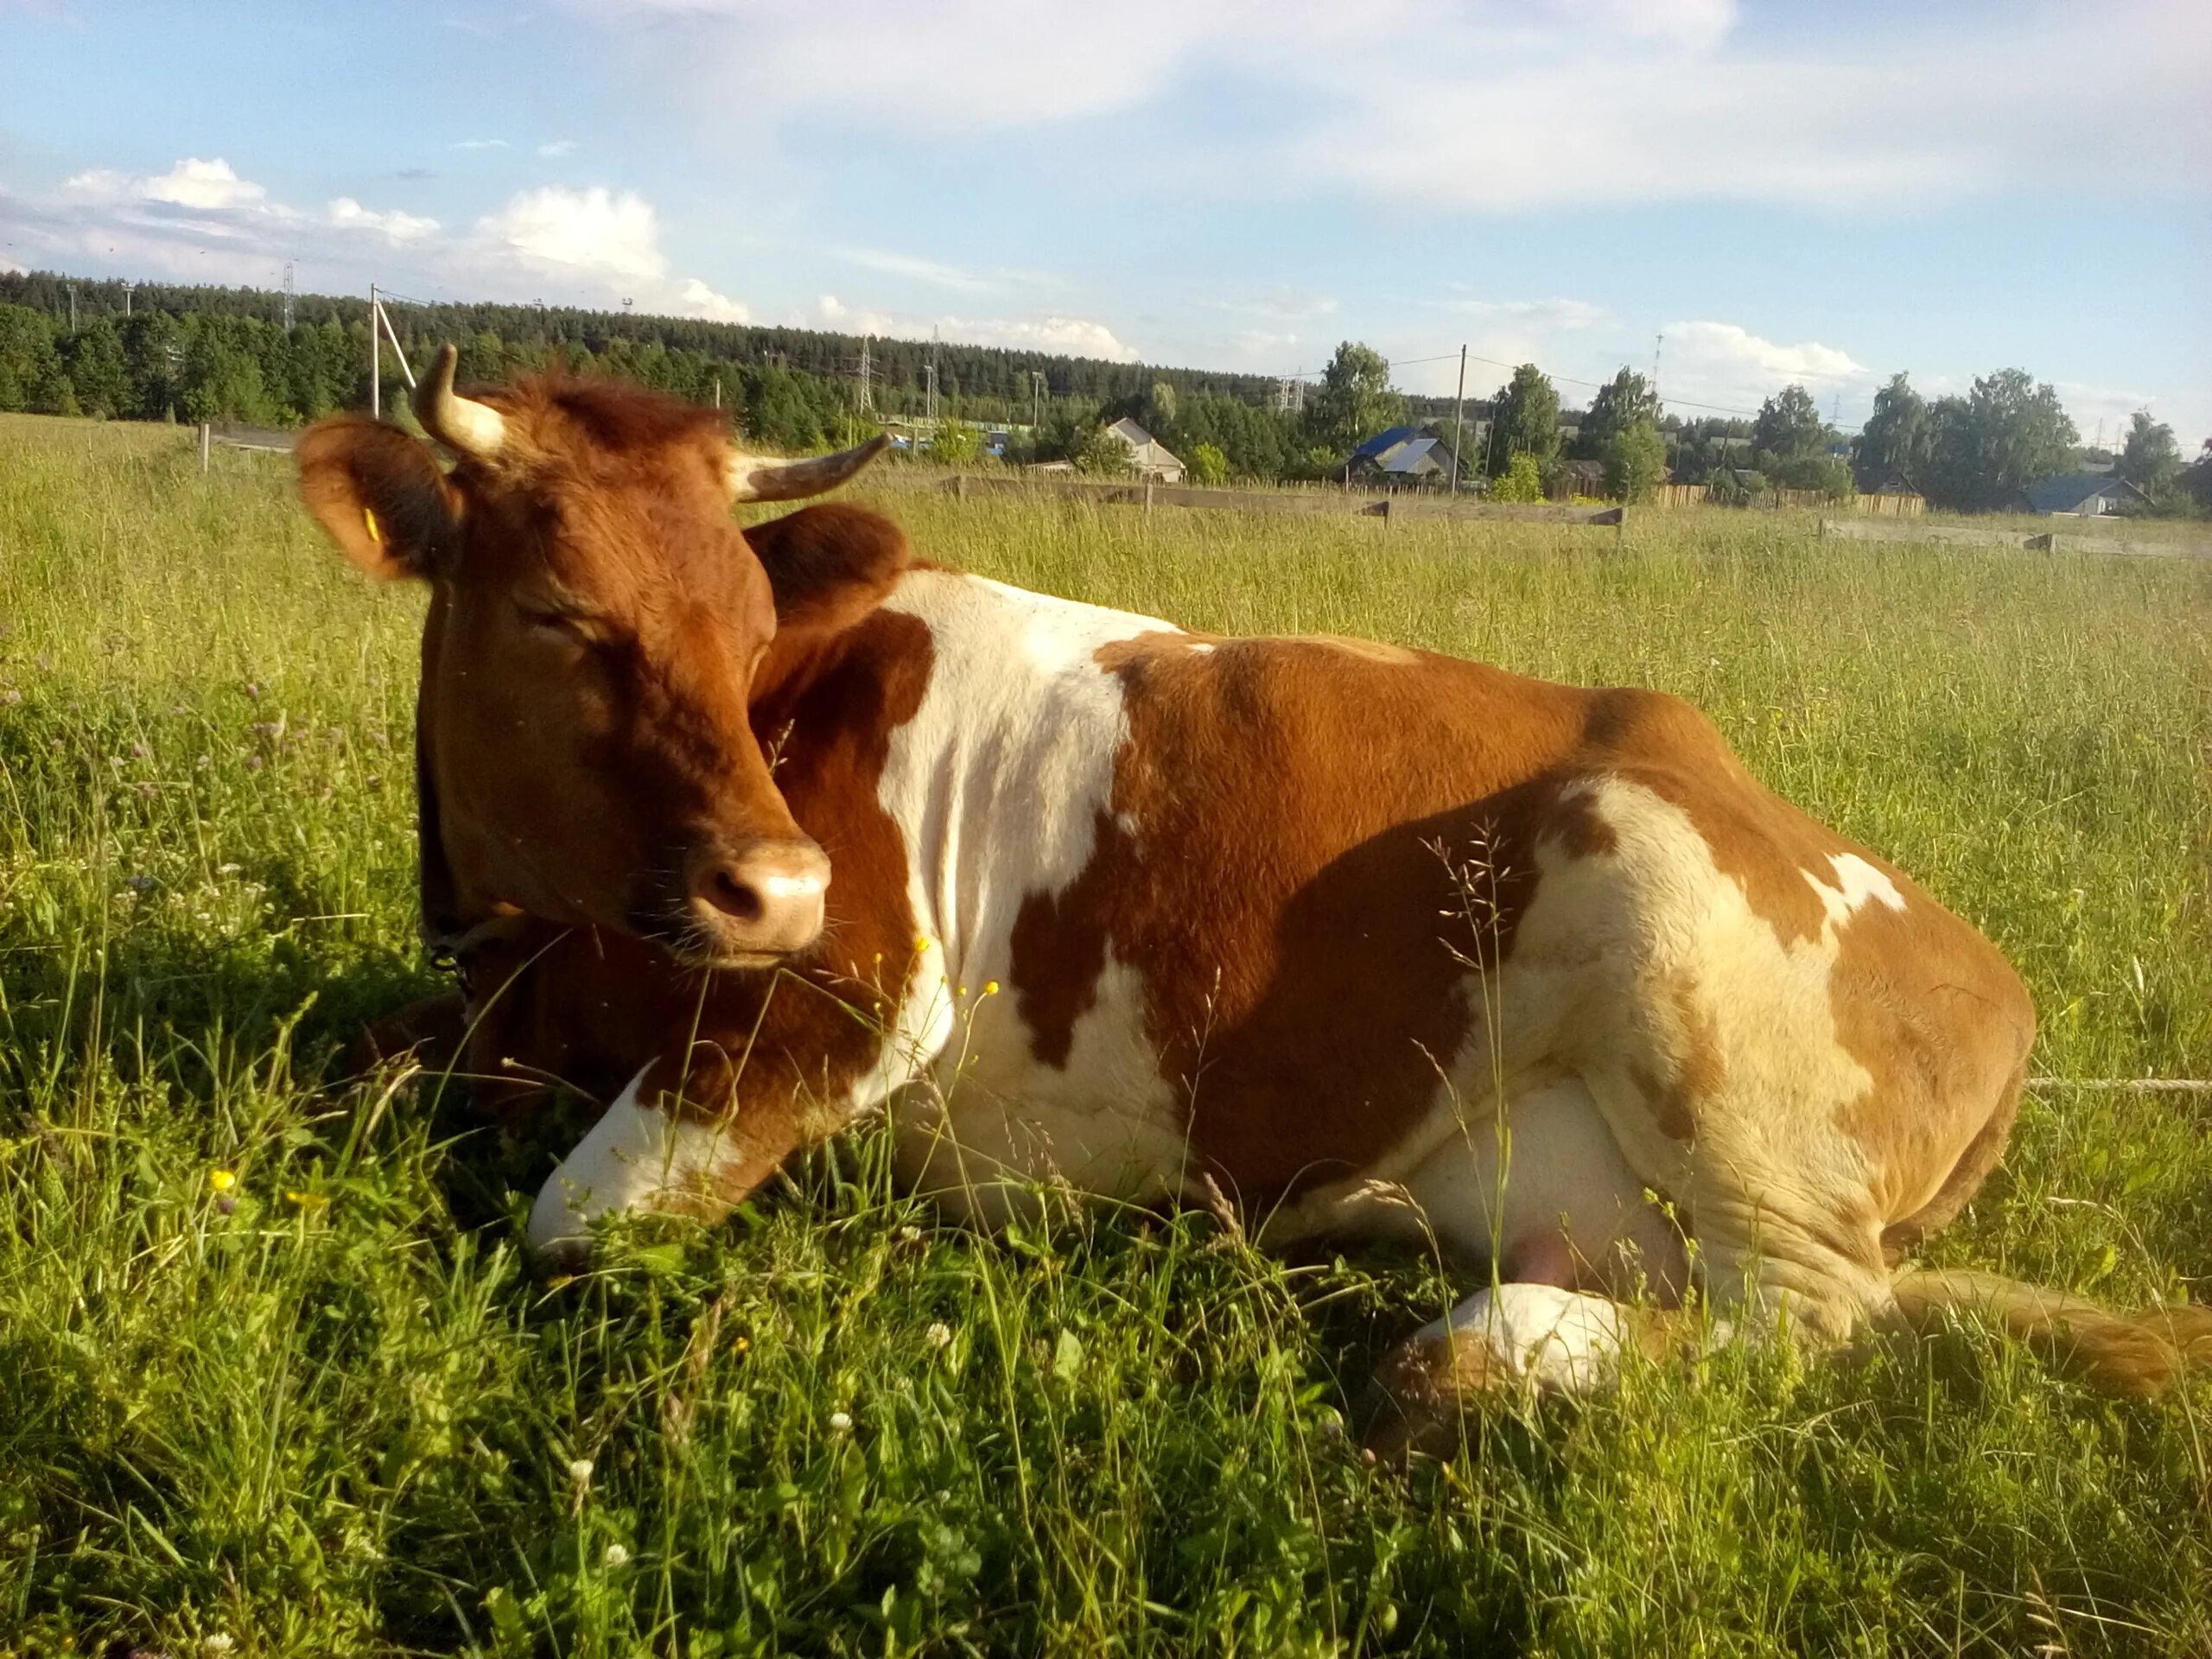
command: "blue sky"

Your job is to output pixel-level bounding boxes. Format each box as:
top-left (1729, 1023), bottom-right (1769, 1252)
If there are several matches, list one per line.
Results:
top-left (2, 0), bottom-right (2206, 442)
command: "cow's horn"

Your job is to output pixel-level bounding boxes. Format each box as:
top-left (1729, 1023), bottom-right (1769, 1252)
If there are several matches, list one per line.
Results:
top-left (414, 344), bottom-right (508, 460)
top-left (726, 434), bottom-right (890, 503)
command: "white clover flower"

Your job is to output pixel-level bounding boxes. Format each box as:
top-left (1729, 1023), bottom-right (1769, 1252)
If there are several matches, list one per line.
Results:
top-left (925, 1322), bottom-right (953, 1351)
top-left (568, 1457), bottom-right (594, 1483)
top-left (602, 1542), bottom-right (630, 1567)
top-left (828, 1409), bottom-right (854, 1433)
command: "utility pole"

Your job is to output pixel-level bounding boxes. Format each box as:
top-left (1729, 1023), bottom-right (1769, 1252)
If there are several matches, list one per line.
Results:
top-left (855, 335), bottom-right (874, 413)
top-left (66, 283), bottom-right (76, 334)
top-left (122, 280), bottom-right (133, 317)
top-left (1030, 369), bottom-right (1045, 429)
top-left (926, 326), bottom-right (940, 423)
top-left (282, 261), bottom-right (296, 333)
top-left (369, 283), bottom-right (379, 419)
top-left (1448, 344), bottom-right (1467, 493)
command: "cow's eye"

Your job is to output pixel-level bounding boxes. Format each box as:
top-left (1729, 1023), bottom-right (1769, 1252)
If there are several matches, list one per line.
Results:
top-left (520, 607), bottom-right (606, 644)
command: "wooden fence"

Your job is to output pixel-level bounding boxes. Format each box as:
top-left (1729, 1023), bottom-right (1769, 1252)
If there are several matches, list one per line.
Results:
top-left (1819, 517), bottom-right (2211, 560)
top-left (944, 472), bottom-right (1624, 532)
top-left (200, 422), bottom-right (296, 472)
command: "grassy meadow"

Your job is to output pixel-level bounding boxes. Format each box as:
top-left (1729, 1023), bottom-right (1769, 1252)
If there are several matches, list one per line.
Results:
top-left (2, 410), bottom-right (2209, 1656)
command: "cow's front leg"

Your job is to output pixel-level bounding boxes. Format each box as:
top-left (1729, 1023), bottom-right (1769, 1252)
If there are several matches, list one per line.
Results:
top-left (526, 1062), bottom-right (798, 1262)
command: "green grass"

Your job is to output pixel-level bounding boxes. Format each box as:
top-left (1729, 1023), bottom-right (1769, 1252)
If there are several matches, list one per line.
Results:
top-left (3, 412), bottom-right (2209, 1657)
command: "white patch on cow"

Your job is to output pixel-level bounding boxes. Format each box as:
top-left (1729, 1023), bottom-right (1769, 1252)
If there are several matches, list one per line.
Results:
top-left (1534, 777), bottom-right (1893, 1324)
top-left (860, 570), bottom-right (1193, 1217)
top-left (1416, 1284), bottom-right (1634, 1395)
top-left (1186, 642), bottom-right (1216, 654)
top-left (1802, 852), bottom-right (1906, 931)
top-left (1278, 772), bottom-right (1891, 1329)
top-left (528, 1065), bottom-right (739, 1255)
top-left (1262, 1073), bottom-right (1686, 1301)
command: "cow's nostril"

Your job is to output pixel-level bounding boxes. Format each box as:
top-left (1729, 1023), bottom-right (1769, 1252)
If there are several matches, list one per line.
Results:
top-left (702, 867), bottom-right (765, 924)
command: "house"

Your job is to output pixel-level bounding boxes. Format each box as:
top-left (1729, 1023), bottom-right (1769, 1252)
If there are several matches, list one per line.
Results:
top-left (2024, 472), bottom-right (2154, 516)
top-left (1104, 417), bottom-right (1185, 485)
top-left (1548, 458), bottom-right (1610, 501)
top-left (1345, 423), bottom-right (1471, 486)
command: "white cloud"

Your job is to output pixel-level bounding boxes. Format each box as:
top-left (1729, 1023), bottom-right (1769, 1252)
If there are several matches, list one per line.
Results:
top-left (1438, 297), bottom-right (1610, 334)
top-left (585, 0), bottom-right (2211, 211)
top-left (538, 139), bottom-right (578, 157)
top-left (801, 293), bottom-right (1139, 359)
top-left (838, 247), bottom-right (1001, 294)
top-left (1204, 286), bottom-right (1338, 322)
top-left (677, 276), bottom-right (749, 322)
top-left (1655, 320), bottom-right (1868, 415)
top-left (63, 156), bottom-right (267, 211)
top-left (327, 197), bottom-right (439, 243)
top-left (948, 315), bottom-right (1138, 359)
top-left (474, 185), bottom-right (667, 283)
top-left (452, 138), bottom-right (509, 150)
top-left (466, 186), bottom-right (752, 320)
top-left (7, 156), bottom-right (753, 330)
top-left (142, 157), bottom-right (266, 210)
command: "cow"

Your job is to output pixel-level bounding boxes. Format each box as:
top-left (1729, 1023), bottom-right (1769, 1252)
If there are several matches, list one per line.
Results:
top-left (299, 349), bottom-right (2210, 1454)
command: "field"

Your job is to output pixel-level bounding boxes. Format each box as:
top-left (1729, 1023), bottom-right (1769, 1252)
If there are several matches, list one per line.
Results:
top-left (3, 410), bottom-right (2209, 1657)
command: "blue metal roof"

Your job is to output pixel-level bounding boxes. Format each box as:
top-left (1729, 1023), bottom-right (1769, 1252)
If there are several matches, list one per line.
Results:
top-left (1379, 436), bottom-right (1442, 474)
top-left (2024, 472), bottom-right (2139, 513)
top-left (1351, 424), bottom-right (1423, 462)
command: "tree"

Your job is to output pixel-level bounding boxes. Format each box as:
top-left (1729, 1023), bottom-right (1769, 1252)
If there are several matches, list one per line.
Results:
top-left (1856, 373), bottom-right (1929, 492)
top-left (1751, 384), bottom-right (1826, 469)
top-left (63, 319), bottom-right (130, 417)
top-left (2180, 439), bottom-right (2212, 514)
top-left (1488, 364), bottom-right (1560, 476)
top-left (1602, 417), bottom-right (1667, 503)
top-left (1491, 453), bottom-right (1543, 503)
top-left (1076, 423), bottom-right (1134, 477)
top-left (2120, 410), bottom-right (2182, 501)
top-left (1576, 367), bottom-right (1659, 461)
top-left (1187, 442), bottom-right (1229, 486)
top-left (1302, 340), bottom-right (1401, 457)
top-left (1147, 380), bottom-right (1178, 434)
top-left (931, 417), bottom-right (982, 466)
top-left (1923, 369), bottom-right (2079, 511)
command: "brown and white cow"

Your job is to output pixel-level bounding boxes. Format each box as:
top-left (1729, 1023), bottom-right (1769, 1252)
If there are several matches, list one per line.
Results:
top-left (300, 351), bottom-right (2209, 1452)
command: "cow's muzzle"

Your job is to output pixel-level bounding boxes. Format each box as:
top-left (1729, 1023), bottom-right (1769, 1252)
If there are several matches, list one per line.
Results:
top-left (675, 836), bottom-right (830, 966)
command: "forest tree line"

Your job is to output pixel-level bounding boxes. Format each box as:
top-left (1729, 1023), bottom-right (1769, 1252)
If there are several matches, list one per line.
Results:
top-left (1, 270), bottom-right (2202, 513)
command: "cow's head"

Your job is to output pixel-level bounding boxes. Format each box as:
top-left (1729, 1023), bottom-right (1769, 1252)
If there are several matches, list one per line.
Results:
top-left (297, 346), bottom-right (898, 969)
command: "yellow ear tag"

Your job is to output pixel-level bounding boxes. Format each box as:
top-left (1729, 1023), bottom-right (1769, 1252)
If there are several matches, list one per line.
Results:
top-left (362, 507), bottom-right (382, 545)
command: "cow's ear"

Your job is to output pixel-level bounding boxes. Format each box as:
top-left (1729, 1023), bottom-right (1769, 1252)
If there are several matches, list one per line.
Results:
top-left (746, 503), bottom-right (910, 634)
top-left (297, 417), bottom-right (461, 582)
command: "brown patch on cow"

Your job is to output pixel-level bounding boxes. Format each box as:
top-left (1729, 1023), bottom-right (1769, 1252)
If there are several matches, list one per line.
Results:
top-left (1630, 977), bottom-right (1727, 1141)
top-left (1628, 973), bottom-right (1725, 1141)
top-left (1007, 631), bottom-right (1703, 1196)
top-left (1816, 876), bottom-right (2036, 1240)
top-left (1008, 810), bottom-right (1124, 1067)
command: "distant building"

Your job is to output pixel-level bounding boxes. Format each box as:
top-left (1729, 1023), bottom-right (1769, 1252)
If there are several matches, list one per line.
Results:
top-left (1551, 458), bottom-right (1610, 501)
top-left (1345, 423), bottom-right (1471, 486)
top-left (1103, 417), bottom-right (1185, 484)
top-left (2024, 473), bottom-right (2153, 516)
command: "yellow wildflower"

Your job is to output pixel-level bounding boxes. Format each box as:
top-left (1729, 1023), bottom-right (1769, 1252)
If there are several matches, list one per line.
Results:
top-left (207, 1168), bottom-right (237, 1193)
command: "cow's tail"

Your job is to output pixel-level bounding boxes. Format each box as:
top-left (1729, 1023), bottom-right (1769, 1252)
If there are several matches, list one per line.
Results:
top-left (1887, 1268), bottom-right (2212, 1398)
